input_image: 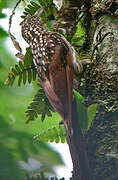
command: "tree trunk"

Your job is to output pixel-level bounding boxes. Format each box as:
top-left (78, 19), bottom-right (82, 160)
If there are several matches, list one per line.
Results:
top-left (55, 0), bottom-right (118, 179)
top-left (83, 1), bottom-right (118, 179)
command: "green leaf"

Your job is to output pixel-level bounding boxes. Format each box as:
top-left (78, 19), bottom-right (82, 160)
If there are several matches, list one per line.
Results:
top-left (19, 61), bottom-right (25, 71)
top-left (25, 172), bottom-right (65, 180)
top-left (21, 0), bottom-right (57, 27)
top-left (15, 64), bottom-right (21, 73)
top-left (21, 1), bottom-right (41, 20)
top-left (7, 73), bottom-right (15, 86)
top-left (28, 68), bottom-right (32, 83)
top-left (0, 0), bottom-right (7, 10)
top-left (11, 67), bottom-right (18, 75)
top-left (53, 127), bottom-right (59, 143)
top-left (34, 125), bottom-right (66, 143)
top-left (59, 125), bottom-right (66, 143)
top-left (23, 69), bottom-right (26, 84)
top-left (26, 83), bottom-right (55, 123)
top-left (24, 47), bottom-right (33, 67)
top-left (0, 12), bottom-right (6, 19)
top-left (73, 90), bottom-right (98, 135)
top-left (7, 47), bottom-right (37, 86)
top-left (73, 90), bottom-right (88, 136)
top-left (30, 1), bottom-right (41, 8)
top-left (0, 40), bottom-right (64, 179)
top-left (72, 12), bottom-right (86, 48)
top-left (87, 104), bottom-right (98, 130)
top-left (18, 73), bottom-right (22, 86)
top-left (0, 26), bottom-right (8, 38)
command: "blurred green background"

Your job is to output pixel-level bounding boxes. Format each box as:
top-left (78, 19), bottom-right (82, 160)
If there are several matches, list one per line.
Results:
top-left (0, 0), bottom-right (64, 179)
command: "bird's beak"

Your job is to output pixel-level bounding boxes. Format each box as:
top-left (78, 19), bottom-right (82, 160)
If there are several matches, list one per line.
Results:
top-left (34, 6), bottom-right (44, 17)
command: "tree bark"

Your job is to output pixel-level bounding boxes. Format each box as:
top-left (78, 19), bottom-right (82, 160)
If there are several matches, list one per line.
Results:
top-left (55, 0), bottom-right (118, 179)
top-left (82, 1), bottom-right (118, 179)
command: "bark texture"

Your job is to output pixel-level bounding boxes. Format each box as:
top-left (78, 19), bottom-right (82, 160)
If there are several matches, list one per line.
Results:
top-left (55, 0), bottom-right (118, 179)
top-left (82, 1), bottom-right (118, 179)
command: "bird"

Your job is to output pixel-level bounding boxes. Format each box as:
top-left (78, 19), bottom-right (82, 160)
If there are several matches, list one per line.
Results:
top-left (21, 7), bottom-right (83, 132)
top-left (21, 8), bottom-right (90, 179)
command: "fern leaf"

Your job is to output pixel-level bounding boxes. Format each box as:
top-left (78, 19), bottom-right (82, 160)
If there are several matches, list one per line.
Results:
top-left (28, 68), bottom-right (32, 83)
top-left (24, 47), bottom-right (34, 66)
top-left (11, 67), bottom-right (18, 75)
top-left (34, 125), bottom-right (66, 143)
top-left (21, 1), bottom-right (41, 20)
top-left (30, 1), bottom-right (40, 8)
top-left (6, 73), bottom-right (15, 86)
top-left (15, 64), bottom-right (21, 73)
top-left (25, 172), bottom-right (65, 180)
top-left (33, 68), bottom-right (37, 81)
top-left (26, 83), bottom-right (55, 123)
top-left (18, 73), bottom-right (22, 86)
top-left (59, 125), bottom-right (66, 143)
top-left (20, 0), bottom-right (57, 27)
top-left (21, 1), bottom-right (40, 19)
top-left (19, 60), bottom-right (25, 70)
top-left (6, 48), bottom-right (37, 86)
top-left (23, 70), bottom-right (26, 84)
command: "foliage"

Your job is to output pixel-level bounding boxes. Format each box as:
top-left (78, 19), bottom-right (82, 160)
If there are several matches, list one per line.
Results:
top-left (0, 44), bottom-right (63, 180)
top-left (0, 115), bottom-right (64, 179)
top-left (25, 172), bottom-right (65, 180)
top-left (6, 50), bottom-right (98, 138)
top-left (72, 12), bottom-right (86, 50)
top-left (6, 48), bottom-right (55, 123)
top-left (6, 0), bottom-right (98, 143)
top-left (7, 48), bottom-right (37, 86)
top-left (0, 1), bottom-right (64, 179)
top-left (73, 90), bottom-right (98, 136)
top-left (21, 0), bottom-right (57, 25)
top-left (0, 0), bottom-right (17, 10)
top-left (87, 103), bottom-right (98, 130)
top-left (7, 0), bottom-right (59, 124)
top-left (0, 59), bottom-right (63, 179)
top-left (33, 90), bottom-right (98, 143)
top-left (4, 0), bottom-right (98, 179)
top-left (34, 125), bottom-right (66, 143)
top-left (0, 26), bottom-right (8, 38)
top-left (26, 83), bottom-right (55, 123)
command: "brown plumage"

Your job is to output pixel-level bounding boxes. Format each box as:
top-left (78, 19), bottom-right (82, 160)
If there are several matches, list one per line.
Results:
top-left (21, 11), bottom-right (77, 129)
top-left (21, 9), bottom-right (90, 179)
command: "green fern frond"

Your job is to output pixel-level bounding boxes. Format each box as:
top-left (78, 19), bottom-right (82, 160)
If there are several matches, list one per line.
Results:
top-left (34, 125), bottom-right (66, 143)
top-left (6, 47), bottom-right (37, 86)
top-left (26, 83), bottom-right (55, 123)
top-left (25, 172), bottom-right (65, 180)
top-left (20, 1), bottom-right (41, 19)
top-left (20, 0), bottom-right (57, 25)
